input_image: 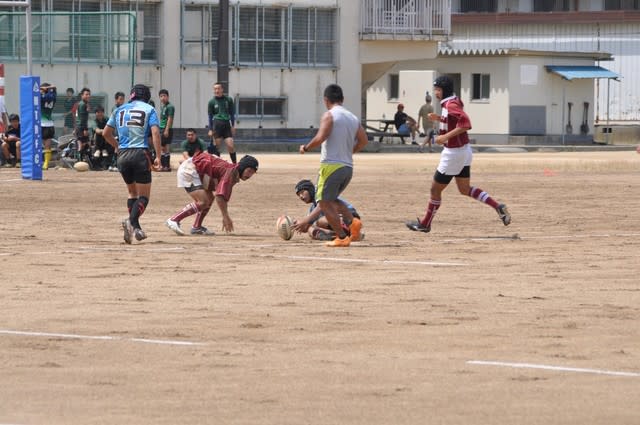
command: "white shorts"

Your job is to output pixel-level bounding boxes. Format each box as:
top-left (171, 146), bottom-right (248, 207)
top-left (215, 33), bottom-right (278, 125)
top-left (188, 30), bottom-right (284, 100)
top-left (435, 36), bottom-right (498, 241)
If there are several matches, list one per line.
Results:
top-left (177, 157), bottom-right (202, 188)
top-left (437, 144), bottom-right (473, 176)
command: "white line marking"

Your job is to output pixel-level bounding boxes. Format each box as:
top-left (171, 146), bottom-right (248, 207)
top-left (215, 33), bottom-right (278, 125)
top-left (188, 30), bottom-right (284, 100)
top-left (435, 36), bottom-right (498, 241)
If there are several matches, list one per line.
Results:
top-left (0, 329), bottom-right (206, 347)
top-left (285, 255), bottom-right (467, 267)
top-left (467, 360), bottom-right (640, 377)
top-left (442, 232), bottom-right (640, 243)
top-left (18, 246), bottom-right (466, 267)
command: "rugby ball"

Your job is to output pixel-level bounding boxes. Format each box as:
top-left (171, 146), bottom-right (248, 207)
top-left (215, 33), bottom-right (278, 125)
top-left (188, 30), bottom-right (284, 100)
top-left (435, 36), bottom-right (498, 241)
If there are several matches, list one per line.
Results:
top-left (276, 215), bottom-right (294, 240)
top-left (74, 161), bottom-right (90, 172)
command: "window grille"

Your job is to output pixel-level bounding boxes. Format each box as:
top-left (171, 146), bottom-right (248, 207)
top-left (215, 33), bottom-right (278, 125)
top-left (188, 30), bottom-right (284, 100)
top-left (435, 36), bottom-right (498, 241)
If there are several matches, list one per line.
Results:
top-left (181, 2), bottom-right (337, 68)
top-left (0, 0), bottom-right (160, 64)
top-left (237, 97), bottom-right (287, 120)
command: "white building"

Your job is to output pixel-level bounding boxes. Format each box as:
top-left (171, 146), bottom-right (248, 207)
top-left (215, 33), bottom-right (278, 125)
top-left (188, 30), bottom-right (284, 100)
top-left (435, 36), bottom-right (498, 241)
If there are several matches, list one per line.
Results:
top-left (0, 0), bottom-right (635, 142)
top-left (0, 0), bottom-right (447, 132)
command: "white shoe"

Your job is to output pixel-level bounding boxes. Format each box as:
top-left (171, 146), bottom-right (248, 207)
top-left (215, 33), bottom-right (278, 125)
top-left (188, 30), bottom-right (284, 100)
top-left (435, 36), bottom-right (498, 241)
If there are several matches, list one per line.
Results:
top-left (93, 149), bottom-right (102, 158)
top-left (102, 150), bottom-right (109, 157)
top-left (165, 219), bottom-right (185, 236)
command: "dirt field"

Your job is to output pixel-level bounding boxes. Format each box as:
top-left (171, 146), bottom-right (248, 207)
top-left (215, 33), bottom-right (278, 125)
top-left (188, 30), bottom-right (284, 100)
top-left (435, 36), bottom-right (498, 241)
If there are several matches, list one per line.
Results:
top-left (1, 151), bottom-right (639, 425)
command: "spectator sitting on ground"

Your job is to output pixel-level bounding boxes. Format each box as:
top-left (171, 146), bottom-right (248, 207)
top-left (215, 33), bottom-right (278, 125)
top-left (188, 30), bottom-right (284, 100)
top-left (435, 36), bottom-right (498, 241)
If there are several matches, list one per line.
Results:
top-left (394, 103), bottom-right (418, 145)
top-left (92, 106), bottom-right (114, 170)
top-left (1, 114), bottom-right (21, 167)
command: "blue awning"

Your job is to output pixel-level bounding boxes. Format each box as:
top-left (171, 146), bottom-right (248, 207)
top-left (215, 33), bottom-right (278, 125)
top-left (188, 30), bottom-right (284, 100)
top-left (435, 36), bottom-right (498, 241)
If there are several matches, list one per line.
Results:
top-left (545, 65), bottom-right (620, 81)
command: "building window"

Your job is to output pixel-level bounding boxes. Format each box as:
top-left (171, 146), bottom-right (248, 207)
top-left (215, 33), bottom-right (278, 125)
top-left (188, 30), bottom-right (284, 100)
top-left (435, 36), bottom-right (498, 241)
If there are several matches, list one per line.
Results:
top-left (0, 0), bottom-right (160, 64)
top-left (533, 0), bottom-right (571, 12)
top-left (238, 97), bottom-right (286, 120)
top-left (389, 74), bottom-right (399, 100)
top-left (460, 0), bottom-right (498, 13)
top-left (472, 73), bottom-right (490, 100)
top-left (181, 2), bottom-right (337, 68)
top-left (604, 0), bottom-right (640, 10)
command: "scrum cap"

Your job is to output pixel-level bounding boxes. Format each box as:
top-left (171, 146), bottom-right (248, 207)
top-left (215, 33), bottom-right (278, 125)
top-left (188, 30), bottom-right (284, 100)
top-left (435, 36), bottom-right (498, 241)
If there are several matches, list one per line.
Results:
top-left (433, 75), bottom-right (454, 99)
top-left (238, 155), bottom-right (259, 175)
top-left (295, 179), bottom-right (315, 199)
top-left (130, 84), bottom-right (151, 103)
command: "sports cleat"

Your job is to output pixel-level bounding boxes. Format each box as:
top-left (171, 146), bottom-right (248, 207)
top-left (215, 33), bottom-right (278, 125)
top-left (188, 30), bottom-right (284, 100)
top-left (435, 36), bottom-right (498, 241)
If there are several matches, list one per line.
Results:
top-left (134, 228), bottom-right (147, 241)
top-left (122, 219), bottom-right (134, 244)
top-left (325, 235), bottom-right (351, 247)
top-left (405, 219), bottom-right (431, 233)
top-left (497, 204), bottom-right (511, 226)
top-left (349, 218), bottom-right (363, 242)
top-left (190, 226), bottom-right (214, 236)
top-left (93, 149), bottom-right (102, 158)
top-left (165, 219), bottom-right (185, 236)
top-left (102, 150), bottom-right (109, 157)
top-left (311, 228), bottom-right (335, 241)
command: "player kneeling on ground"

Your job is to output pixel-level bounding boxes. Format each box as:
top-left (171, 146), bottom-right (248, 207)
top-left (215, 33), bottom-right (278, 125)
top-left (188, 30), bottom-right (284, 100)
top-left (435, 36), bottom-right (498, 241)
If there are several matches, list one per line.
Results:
top-left (291, 179), bottom-right (363, 241)
top-left (166, 153), bottom-right (258, 236)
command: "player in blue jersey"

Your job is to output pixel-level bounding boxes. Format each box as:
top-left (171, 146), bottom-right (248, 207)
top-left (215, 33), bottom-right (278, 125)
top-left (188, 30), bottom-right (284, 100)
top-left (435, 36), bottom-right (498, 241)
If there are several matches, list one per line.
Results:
top-left (291, 179), bottom-right (362, 241)
top-left (103, 84), bottom-right (162, 244)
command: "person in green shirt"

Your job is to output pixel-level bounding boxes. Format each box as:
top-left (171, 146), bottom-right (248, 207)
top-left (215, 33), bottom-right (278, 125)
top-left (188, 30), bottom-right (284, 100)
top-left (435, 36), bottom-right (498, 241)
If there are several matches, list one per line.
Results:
top-left (207, 82), bottom-right (237, 164)
top-left (158, 88), bottom-right (175, 171)
top-left (180, 128), bottom-right (208, 163)
top-left (75, 87), bottom-right (91, 156)
top-left (63, 88), bottom-right (76, 135)
top-left (40, 83), bottom-right (57, 170)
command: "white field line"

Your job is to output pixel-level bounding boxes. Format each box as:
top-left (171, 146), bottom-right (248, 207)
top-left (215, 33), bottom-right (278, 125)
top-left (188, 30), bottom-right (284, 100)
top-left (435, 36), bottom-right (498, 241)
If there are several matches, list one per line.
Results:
top-left (442, 232), bottom-right (640, 243)
top-left (0, 329), bottom-right (206, 347)
top-left (467, 360), bottom-right (640, 377)
top-left (14, 246), bottom-right (467, 267)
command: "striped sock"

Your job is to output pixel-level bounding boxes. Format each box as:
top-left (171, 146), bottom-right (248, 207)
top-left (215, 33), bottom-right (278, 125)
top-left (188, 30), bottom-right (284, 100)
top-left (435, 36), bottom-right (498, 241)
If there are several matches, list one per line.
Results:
top-left (421, 199), bottom-right (441, 228)
top-left (170, 202), bottom-right (200, 223)
top-left (468, 186), bottom-right (499, 209)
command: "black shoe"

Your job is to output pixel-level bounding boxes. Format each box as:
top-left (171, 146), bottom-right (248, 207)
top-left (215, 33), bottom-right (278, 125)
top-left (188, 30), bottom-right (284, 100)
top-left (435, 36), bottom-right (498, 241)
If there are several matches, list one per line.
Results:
top-left (405, 219), bottom-right (430, 233)
top-left (497, 204), bottom-right (511, 226)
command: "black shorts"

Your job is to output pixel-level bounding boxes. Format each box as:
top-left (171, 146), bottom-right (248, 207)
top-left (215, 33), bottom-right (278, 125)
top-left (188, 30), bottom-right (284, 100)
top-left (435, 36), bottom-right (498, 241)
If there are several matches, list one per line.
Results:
top-left (213, 120), bottom-right (233, 139)
top-left (75, 127), bottom-right (89, 142)
top-left (5, 140), bottom-right (18, 156)
top-left (434, 165), bottom-right (471, 185)
top-left (161, 128), bottom-right (173, 146)
top-left (117, 148), bottom-right (153, 185)
top-left (42, 126), bottom-right (55, 140)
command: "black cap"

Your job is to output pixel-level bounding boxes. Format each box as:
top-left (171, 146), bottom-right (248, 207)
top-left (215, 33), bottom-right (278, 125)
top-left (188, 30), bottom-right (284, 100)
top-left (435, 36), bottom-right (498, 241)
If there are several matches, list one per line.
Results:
top-left (130, 84), bottom-right (151, 103)
top-left (237, 155), bottom-right (259, 175)
top-left (434, 76), bottom-right (454, 99)
top-left (295, 179), bottom-right (315, 199)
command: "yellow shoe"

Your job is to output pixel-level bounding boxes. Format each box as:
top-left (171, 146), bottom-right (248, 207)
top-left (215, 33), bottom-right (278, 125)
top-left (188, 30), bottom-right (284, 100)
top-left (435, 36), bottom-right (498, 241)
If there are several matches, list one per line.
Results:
top-left (349, 218), bottom-right (362, 242)
top-left (325, 235), bottom-right (351, 247)
top-left (43, 149), bottom-right (51, 170)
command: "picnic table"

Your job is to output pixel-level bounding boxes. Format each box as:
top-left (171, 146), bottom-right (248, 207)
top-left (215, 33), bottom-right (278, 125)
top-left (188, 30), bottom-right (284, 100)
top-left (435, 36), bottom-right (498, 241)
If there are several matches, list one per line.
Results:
top-left (364, 119), bottom-right (406, 144)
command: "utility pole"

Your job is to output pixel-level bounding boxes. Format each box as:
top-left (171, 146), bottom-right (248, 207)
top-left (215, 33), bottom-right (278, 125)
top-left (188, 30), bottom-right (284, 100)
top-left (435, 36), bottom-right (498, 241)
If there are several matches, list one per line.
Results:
top-left (217, 0), bottom-right (229, 92)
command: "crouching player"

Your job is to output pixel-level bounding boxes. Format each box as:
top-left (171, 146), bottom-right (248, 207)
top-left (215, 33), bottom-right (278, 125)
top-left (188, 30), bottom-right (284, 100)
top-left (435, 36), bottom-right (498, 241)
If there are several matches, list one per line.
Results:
top-left (291, 179), bottom-right (363, 241)
top-left (165, 153), bottom-right (258, 235)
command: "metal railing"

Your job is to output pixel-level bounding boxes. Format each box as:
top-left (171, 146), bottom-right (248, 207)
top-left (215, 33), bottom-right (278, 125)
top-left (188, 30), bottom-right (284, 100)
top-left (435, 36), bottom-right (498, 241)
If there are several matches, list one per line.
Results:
top-left (360, 0), bottom-right (451, 38)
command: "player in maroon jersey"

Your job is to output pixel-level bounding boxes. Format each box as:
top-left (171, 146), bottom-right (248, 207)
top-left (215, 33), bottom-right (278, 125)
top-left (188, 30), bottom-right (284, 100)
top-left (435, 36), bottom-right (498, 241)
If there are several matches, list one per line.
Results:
top-left (406, 75), bottom-right (511, 233)
top-left (165, 153), bottom-right (258, 235)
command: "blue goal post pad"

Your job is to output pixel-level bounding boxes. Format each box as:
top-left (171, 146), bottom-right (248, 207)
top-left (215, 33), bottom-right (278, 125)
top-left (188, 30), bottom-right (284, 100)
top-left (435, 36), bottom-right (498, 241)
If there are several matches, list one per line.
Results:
top-left (20, 75), bottom-right (42, 180)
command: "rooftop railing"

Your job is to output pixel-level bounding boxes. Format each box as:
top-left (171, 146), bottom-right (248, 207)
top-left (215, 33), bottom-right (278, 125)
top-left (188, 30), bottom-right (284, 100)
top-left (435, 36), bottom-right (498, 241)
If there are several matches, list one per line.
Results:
top-left (360, 0), bottom-right (451, 39)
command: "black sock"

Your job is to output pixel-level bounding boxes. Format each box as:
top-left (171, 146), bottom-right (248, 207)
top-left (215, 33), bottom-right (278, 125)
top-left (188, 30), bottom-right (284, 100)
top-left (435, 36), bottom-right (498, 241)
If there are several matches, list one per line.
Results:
top-left (127, 198), bottom-right (137, 213)
top-left (230, 152), bottom-right (237, 164)
top-left (130, 196), bottom-right (149, 228)
top-left (208, 143), bottom-right (220, 156)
